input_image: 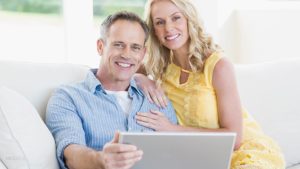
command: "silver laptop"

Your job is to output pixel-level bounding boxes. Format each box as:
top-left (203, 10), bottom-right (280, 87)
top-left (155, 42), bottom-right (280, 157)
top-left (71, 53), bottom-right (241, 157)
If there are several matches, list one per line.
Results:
top-left (119, 132), bottom-right (236, 169)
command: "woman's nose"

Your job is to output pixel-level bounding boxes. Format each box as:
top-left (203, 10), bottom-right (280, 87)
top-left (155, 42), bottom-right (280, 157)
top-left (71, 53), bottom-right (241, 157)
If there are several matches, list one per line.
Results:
top-left (165, 20), bottom-right (175, 32)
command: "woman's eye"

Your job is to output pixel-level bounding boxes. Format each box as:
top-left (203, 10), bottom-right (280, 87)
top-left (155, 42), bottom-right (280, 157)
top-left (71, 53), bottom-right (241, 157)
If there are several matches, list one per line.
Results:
top-left (173, 16), bottom-right (181, 21)
top-left (155, 20), bottom-right (164, 25)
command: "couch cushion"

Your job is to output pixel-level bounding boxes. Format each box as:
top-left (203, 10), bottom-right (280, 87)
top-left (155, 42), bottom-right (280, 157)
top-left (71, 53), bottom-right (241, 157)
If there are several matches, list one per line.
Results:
top-left (0, 86), bottom-right (59, 169)
top-left (0, 61), bottom-right (89, 120)
top-left (235, 58), bottom-right (300, 167)
top-left (288, 164), bottom-right (300, 169)
top-left (289, 165), bottom-right (300, 169)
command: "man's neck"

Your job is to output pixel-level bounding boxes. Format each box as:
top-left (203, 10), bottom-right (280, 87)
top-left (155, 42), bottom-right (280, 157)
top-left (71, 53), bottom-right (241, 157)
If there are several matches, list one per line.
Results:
top-left (96, 69), bottom-right (130, 91)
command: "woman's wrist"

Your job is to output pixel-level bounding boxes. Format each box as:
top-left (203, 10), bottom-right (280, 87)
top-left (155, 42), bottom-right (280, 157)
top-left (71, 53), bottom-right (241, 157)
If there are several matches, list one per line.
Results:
top-left (169, 124), bottom-right (181, 131)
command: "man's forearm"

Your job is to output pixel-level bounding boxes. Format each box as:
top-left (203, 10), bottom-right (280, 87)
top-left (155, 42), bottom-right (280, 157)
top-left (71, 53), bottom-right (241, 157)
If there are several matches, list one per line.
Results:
top-left (64, 144), bottom-right (105, 169)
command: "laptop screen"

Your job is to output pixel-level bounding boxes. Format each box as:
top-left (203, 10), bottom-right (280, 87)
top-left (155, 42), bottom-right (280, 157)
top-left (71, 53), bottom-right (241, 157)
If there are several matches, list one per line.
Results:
top-left (119, 132), bottom-right (236, 169)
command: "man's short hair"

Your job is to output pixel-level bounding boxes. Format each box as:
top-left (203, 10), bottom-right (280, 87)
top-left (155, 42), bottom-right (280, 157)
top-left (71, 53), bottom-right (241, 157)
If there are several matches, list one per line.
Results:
top-left (100, 11), bottom-right (149, 44)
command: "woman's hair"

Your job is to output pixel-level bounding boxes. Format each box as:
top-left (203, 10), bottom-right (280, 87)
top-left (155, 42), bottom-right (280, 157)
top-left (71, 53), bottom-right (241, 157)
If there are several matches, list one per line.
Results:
top-left (144, 0), bottom-right (222, 84)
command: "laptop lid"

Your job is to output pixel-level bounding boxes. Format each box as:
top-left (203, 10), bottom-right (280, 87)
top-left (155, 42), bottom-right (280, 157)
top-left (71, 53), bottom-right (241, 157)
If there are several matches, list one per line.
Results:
top-left (119, 132), bottom-right (236, 169)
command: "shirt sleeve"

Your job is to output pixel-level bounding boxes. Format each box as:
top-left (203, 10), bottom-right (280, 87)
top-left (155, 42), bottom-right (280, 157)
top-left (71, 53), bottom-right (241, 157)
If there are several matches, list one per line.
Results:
top-left (160, 99), bottom-right (178, 125)
top-left (45, 87), bottom-right (86, 169)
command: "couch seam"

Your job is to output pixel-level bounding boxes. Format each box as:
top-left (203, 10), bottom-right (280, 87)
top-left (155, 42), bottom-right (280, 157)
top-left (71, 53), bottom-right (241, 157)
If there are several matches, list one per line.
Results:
top-left (0, 106), bottom-right (31, 168)
top-left (287, 162), bottom-right (300, 168)
top-left (0, 158), bottom-right (9, 169)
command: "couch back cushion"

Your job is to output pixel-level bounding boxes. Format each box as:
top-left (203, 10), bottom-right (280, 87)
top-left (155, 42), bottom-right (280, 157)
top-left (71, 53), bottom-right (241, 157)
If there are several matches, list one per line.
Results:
top-left (0, 86), bottom-right (59, 169)
top-left (0, 61), bottom-right (89, 120)
top-left (235, 58), bottom-right (300, 167)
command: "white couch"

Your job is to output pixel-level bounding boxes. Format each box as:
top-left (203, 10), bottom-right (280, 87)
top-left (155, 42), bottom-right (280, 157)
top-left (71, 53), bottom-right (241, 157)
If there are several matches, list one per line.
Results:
top-left (0, 59), bottom-right (300, 169)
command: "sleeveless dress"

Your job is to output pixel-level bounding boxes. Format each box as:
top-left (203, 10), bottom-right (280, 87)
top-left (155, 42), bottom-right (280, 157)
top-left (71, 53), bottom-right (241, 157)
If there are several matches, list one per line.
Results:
top-left (161, 52), bottom-right (285, 169)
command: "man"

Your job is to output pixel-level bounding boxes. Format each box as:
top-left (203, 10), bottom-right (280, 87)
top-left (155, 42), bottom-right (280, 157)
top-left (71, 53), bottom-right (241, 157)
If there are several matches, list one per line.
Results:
top-left (46, 11), bottom-right (177, 169)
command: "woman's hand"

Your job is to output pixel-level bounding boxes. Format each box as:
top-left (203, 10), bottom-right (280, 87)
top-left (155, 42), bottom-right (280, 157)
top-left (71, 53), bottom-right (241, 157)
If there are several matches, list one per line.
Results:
top-left (135, 110), bottom-right (177, 131)
top-left (134, 73), bottom-right (167, 108)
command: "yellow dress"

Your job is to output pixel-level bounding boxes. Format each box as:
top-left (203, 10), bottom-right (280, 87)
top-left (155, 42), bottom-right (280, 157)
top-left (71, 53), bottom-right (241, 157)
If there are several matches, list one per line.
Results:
top-left (162, 53), bottom-right (285, 169)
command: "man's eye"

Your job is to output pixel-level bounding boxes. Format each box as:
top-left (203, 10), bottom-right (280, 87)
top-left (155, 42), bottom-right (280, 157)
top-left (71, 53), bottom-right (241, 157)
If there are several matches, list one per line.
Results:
top-left (132, 46), bottom-right (141, 52)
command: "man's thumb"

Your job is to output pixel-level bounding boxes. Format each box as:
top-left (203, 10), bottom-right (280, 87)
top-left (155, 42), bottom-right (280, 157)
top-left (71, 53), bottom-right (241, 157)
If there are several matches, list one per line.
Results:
top-left (111, 131), bottom-right (120, 143)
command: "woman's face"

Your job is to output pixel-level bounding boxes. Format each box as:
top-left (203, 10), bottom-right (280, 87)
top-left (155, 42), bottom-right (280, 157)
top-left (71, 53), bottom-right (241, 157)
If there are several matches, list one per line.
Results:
top-left (151, 0), bottom-right (189, 51)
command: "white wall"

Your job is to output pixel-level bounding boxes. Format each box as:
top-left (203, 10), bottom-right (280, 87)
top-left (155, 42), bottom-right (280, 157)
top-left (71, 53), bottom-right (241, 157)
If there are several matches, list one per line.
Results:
top-left (191, 0), bottom-right (219, 38)
top-left (218, 1), bottom-right (300, 63)
top-left (193, 0), bottom-right (300, 64)
top-left (235, 9), bottom-right (300, 63)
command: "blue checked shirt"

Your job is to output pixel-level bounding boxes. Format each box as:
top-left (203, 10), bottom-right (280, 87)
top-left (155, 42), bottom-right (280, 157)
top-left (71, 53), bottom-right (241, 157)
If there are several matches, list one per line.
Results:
top-left (46, 69), bottom-right (177, 169)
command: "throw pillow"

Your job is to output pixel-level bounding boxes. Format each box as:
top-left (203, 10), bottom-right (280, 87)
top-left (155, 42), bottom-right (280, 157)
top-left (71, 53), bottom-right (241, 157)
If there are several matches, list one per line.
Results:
top-left (0, 86), bottom-right (59, 169)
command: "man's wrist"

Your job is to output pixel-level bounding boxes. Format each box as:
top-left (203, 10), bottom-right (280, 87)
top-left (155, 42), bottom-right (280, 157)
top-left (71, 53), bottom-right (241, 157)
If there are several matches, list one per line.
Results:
top-left (94, 151), bottom-right (106, 169)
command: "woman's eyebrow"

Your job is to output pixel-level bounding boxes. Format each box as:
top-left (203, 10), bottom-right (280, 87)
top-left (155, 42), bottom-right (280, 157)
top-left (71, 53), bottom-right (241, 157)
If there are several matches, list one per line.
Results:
top-left (154, 12), bottom-right (182, 20)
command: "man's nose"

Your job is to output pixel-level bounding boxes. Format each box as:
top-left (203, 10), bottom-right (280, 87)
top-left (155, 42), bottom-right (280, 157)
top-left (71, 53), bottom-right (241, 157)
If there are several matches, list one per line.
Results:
top-left (121, 46), bottom-right (131, 58)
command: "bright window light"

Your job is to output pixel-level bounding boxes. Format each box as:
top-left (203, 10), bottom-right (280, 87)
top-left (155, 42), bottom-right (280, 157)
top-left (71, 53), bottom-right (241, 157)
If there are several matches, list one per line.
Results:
top-left (0, 0), bottom-right (65, 63)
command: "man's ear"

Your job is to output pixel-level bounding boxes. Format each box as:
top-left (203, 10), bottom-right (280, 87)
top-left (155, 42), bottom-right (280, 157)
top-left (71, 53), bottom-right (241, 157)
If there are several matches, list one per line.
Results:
top-left (140, 46), bottom-right (147, 60)
top-left (97, 39), bottom-right (104, 55)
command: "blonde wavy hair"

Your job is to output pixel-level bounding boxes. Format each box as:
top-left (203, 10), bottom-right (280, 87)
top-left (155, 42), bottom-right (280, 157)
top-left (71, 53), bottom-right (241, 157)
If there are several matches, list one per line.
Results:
top-left (144, 0), bottom-right (222, 83)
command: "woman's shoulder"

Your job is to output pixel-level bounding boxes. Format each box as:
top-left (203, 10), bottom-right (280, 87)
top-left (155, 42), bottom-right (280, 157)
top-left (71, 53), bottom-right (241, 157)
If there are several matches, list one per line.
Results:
top-left (211, 56), bottom-right (236, 88)
top-left (203, 52), bottom-right (235, 86)
top-left (213, 56), bottom-right (234, 75)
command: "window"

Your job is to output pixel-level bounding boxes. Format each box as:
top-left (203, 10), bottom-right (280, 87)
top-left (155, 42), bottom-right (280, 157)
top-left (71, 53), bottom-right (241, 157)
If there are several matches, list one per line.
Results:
top-left (93, 0), bottom-right (146, 19)
top-left (0, 0), bottom-right (148, 66)
top-left (0, 0), bottom-right (65, 63)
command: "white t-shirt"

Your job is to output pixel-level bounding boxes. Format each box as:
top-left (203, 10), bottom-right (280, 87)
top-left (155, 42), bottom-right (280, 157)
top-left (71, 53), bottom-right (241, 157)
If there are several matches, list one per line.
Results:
top-left (105, 90), bottom-right (132, 115)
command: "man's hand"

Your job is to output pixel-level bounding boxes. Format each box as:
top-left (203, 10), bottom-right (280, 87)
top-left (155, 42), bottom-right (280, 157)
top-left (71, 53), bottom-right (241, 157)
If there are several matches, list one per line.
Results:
top-left (102, 132), bottom-right (143, 169)
top-left (64, 132), bottom-right (143, 169)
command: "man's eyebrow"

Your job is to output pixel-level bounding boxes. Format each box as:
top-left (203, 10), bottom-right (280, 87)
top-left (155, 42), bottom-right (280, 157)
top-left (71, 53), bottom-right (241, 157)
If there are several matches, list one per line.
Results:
top-left (132, 43), bottom-right (143, 46)
top-left (130, 43), bottom-right (144, 49)
top-left (112, 41), bottom-right (143, 47)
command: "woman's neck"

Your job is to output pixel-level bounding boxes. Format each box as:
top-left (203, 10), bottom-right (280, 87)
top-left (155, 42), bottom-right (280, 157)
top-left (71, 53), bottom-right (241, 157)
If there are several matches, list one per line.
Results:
top-left (173, 46), bottom-right (191, 70)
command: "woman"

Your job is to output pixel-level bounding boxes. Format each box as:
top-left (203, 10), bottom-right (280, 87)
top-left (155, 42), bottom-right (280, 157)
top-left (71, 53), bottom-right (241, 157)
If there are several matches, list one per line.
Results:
top-left (134, 0), bottom-right (285, 168)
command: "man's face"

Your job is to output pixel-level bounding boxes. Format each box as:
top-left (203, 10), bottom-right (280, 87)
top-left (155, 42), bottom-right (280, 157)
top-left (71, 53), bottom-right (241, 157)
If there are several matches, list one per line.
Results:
top-left (97, 20), bottom-right (146, 82)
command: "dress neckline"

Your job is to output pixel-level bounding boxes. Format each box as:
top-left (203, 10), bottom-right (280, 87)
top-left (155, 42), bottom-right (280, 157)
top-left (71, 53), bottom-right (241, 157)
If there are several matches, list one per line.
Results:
top-left (170, 62), bottom-right (195, 74)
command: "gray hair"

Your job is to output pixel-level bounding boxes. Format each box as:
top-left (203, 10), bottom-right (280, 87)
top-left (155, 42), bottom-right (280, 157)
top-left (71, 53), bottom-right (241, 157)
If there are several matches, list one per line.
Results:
top-left (100, 11), bottom-right (149, 44)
